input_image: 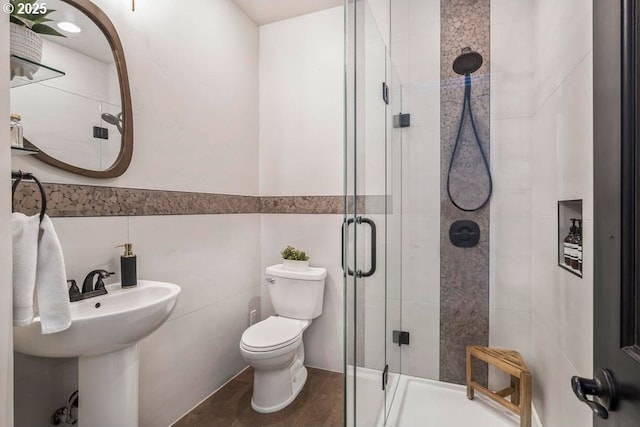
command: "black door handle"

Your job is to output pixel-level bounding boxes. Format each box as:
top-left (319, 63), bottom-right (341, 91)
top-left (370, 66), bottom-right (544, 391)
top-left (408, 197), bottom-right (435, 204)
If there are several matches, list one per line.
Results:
top-left (571, 368), bottom-right (618, 419)
top-left (358, 217), bottom-right (376, 278)
top-left (342, 218), bottom-right (355, 277)
top-left (341, 216), bottom-right (377, 278)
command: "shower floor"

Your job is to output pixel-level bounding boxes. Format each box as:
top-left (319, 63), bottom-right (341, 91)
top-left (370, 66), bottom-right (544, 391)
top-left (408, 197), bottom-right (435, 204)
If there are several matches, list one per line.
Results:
top-left (384, 375), bottom-right (541, 427)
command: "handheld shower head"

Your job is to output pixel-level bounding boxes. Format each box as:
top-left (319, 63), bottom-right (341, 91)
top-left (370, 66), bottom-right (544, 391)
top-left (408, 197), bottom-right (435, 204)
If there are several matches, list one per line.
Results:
top-left (453, 47), bottom-right (483, 75)
top-left (101, 112), bottom-right (123, 135)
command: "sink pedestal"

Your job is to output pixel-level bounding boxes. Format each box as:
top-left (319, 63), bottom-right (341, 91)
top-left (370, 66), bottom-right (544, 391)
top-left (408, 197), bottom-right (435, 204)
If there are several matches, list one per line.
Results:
top-left (78, 345), bottom-right (139, 427)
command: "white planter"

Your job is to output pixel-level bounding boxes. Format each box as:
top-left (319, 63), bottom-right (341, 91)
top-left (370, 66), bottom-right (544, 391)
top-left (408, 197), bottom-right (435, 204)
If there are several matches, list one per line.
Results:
top-left (10, 23), bottom-right (43, 80)
top-left (282, 259), bottom-right (310, 271)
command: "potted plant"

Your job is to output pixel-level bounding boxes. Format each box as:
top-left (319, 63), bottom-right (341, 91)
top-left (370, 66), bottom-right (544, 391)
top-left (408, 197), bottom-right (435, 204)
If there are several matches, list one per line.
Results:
top-left (281, 246), bottom-right (310, 271)
top-left (10, 0), bottom-right (66, 79)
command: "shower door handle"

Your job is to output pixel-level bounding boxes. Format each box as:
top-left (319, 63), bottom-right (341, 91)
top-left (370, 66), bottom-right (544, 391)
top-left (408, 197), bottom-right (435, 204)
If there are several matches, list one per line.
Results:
top-left (341, 217), bottom-right (376, 277)
top-left (358, 217), bottom-right (377, 278)
top-left (342, 218), bottom-right (355, 277)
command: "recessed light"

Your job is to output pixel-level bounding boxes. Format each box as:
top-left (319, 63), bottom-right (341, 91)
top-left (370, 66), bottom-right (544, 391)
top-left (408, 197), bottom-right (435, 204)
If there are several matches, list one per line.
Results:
top-left (57, 21), bottom-right (82, 33)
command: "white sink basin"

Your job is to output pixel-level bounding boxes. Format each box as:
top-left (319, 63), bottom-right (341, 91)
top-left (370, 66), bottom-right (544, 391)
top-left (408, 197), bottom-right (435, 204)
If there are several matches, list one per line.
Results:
top-left (14, 280), bottom-right (180, 358)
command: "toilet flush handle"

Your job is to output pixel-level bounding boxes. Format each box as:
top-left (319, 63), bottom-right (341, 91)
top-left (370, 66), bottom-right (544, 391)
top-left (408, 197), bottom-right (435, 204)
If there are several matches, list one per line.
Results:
top-left (265, 277), bottom-right (275, 284)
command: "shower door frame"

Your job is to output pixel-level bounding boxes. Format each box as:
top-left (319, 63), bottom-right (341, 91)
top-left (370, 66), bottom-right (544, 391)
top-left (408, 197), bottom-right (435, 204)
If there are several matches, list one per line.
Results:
top-left (343, 0), bottom-right (404, 425)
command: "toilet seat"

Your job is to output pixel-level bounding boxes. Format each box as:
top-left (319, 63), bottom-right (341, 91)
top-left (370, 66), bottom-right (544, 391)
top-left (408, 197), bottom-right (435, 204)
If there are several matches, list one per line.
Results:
top-left (240, 316), bottom-right (304, 353)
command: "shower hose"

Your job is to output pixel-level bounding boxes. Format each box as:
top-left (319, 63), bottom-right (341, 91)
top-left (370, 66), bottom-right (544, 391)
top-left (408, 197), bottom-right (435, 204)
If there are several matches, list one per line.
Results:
top-left (446, 73), bottom-right (493, 212)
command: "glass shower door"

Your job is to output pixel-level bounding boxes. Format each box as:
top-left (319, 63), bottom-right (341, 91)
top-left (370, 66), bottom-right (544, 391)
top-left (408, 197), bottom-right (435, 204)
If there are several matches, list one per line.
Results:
top-left (344, 1), bottom-right (403, 425)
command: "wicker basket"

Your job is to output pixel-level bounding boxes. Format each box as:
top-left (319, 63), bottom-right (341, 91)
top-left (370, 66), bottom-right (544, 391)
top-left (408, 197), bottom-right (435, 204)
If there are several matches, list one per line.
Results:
top-left (10, 23), bottom-right (42, 80)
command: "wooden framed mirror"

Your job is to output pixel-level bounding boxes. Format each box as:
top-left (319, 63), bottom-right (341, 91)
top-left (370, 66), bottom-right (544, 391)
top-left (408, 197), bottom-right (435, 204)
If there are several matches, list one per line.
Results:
top-left (10, 0), bottom-right (133, 178)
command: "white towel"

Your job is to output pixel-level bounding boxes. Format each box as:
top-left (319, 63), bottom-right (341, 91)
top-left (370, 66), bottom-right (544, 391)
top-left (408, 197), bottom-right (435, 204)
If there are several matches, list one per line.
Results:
top-left (35, 215), bottom-right (71, 334)
top-left (12, 213), bottom-right (40, 326)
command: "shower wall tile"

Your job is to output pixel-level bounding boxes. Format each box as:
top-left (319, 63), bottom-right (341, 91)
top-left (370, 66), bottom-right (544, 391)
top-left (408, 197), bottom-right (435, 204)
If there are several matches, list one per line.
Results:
top-left (531, 320), bottom-right (592, 427)
top-left (392, 0), bottom-right (442, 381)
top-left (491, 0), bottom-right (532, 25)
top-left (401, 301), bottom-right (440, 380)
top-left (490, 15), bottom-right (535, 120)
top-left (401, 214), bottom-right (440, 305)
top-left (487, 0), bottom-right (534, 401)
top-left (533, 0), bottom-right (592, 112)
top-left (488, 309), bottom-right (532, 363)
top-left (490, 118), bottom-right (532, 191)
top-left (530, 0), bottom-right (593, 424)
top-left (401, 126), bottom-right (440, 217)
top-left (368, 0), bottom-right (391, 47)
top-left (488, 308), bottom-right (532, 389)
top-left (440, 0), bottom-right (491, 386)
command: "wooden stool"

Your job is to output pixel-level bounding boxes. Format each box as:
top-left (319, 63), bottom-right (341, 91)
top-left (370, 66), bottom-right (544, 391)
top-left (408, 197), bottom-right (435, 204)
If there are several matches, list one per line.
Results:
top-left (466, 346), bottom-right (531, 427)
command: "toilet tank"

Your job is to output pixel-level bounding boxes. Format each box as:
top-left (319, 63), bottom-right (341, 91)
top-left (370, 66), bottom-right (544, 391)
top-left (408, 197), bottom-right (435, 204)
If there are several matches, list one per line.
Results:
top-left (265, 264), bottom-right (327, 320)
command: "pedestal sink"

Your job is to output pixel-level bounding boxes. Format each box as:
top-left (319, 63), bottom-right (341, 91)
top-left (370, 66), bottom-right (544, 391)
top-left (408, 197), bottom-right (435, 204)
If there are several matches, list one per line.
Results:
top-left (13, 280), bottom-right (180, 427)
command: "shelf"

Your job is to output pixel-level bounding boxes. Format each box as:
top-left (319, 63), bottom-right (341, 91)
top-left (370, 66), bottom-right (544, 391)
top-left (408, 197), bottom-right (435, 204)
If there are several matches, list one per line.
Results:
top-left (11, 146), bottom-right (40, 156)
top-left (10, 55), bottom-right (65, 88)
top-left (559, 262), bottom-right (583, 278)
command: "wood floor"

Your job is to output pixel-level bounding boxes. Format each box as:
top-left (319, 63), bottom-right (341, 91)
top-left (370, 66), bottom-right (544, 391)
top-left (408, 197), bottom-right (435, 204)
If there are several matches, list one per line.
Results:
top-left (173, 367), bottom-right (344, 427)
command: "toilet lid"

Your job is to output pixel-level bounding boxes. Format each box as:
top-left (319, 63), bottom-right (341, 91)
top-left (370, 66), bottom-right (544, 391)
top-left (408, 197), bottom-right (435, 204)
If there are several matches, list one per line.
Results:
top-left (241, 316), bottom-right (303, 352)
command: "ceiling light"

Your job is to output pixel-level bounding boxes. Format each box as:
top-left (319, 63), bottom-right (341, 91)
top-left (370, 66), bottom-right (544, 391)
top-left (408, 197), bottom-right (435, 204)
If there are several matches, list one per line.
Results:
top-left (56, 21), bottom-right (82, 33)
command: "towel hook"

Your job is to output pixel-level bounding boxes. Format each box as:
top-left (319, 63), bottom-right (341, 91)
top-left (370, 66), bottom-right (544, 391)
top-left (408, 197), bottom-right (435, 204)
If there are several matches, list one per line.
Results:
top-left (11, 170), bottom-right (47, 222)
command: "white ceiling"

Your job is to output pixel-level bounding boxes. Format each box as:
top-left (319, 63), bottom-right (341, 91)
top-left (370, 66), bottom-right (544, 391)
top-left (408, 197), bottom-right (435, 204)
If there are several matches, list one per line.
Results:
top-left (233, 0), bottom-right (343, 25)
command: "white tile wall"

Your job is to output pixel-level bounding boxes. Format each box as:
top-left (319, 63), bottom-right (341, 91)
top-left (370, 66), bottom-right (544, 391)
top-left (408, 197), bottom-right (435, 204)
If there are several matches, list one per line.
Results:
top-left (258, 7), bottom-right (344, 374)
top-left (139, 287), bottom-right (261, 427)
top-left (530, 1), bottom-right (594, 425)
top-left (1, 14), bottom-right (14, 426)
top-left (533, 0), bottom-right (592, 112)
top-left (488, 0), bottom-right (535, 391)
top-left (258, 6), bottom-right (344, 197)
top-left (391, 0), bottom-right (441, 381)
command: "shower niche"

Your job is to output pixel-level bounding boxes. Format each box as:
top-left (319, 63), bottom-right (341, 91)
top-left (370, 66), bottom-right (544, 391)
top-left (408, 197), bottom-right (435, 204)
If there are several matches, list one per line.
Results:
top-left (558, 200), bottom-right (583, 277)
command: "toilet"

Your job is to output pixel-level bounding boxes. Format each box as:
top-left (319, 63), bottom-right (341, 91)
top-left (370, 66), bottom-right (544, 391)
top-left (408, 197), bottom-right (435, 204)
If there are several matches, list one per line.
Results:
top-left (240, 263), bottom-right (327, 413)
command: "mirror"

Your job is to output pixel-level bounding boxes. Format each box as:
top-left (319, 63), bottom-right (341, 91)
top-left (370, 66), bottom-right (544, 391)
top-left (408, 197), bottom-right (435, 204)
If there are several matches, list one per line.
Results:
top-left (10, 0), bottom-right (133, 178)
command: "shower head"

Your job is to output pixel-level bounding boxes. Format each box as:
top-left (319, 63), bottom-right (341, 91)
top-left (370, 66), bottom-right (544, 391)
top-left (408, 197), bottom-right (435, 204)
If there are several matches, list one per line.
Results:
top-left (453, 47), bottom-right (483, 75)
top-left (101, 112), bottom-right (123, 135)
top-left (101, 112), bottom-right (121, 125)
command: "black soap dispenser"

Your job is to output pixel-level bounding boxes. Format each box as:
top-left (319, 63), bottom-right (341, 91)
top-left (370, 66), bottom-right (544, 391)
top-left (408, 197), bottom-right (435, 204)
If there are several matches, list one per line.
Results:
top-left (117, 243), bottom-right (137, 288)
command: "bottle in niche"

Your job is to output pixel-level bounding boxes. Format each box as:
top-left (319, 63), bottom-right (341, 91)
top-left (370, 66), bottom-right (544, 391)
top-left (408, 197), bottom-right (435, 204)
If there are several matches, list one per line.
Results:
top-left (117, 243), bottom-right (137, 288)
top-left (10, 113), bottom-right (23, 148)
top-left (575, 219), bottom-right (583, 273)
top-left (568, 219), bottom-right (580, 270)
top-left (563, 220), bottom-right (577, 267)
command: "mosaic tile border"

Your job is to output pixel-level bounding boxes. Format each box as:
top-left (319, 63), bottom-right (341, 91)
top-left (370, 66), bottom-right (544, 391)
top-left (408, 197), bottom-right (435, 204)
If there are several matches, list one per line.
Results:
top-left (440, 0), bottom-right (491, 386)
top-left (11, 182), bottom-right (384, 217)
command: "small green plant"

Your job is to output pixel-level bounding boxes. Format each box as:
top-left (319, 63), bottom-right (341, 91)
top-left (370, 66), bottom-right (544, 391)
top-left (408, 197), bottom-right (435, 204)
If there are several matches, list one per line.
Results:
top-left (10, 1), bottom-right (66, 37)
top-left (281, 246), bottom-right (309, 261)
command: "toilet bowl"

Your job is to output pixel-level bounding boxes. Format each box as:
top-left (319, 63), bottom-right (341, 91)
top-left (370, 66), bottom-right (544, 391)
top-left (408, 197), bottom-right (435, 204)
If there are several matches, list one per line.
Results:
top-left (240, 316), bottom-right (311, 413)
top-left (239, 264), bottom-right (327, 413)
